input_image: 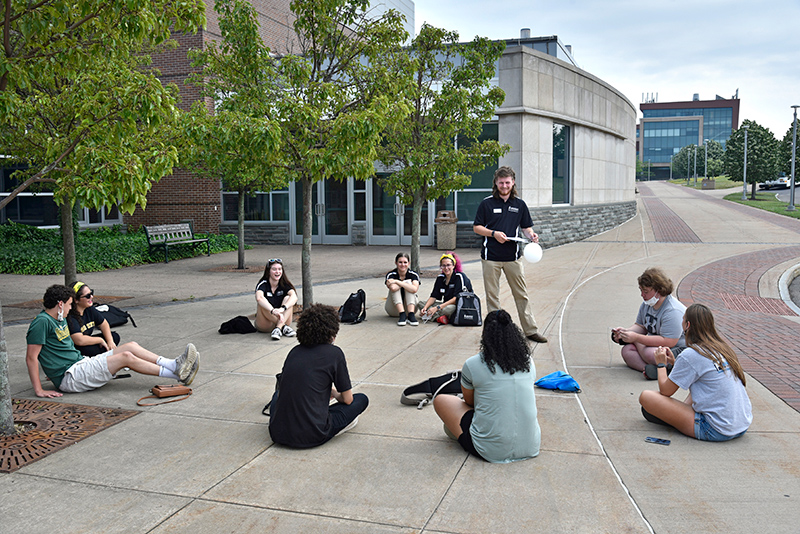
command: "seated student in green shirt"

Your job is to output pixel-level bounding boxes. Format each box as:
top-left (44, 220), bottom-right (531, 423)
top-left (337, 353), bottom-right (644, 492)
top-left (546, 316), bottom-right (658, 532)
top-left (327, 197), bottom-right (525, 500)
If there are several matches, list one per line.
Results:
top-left (26, 285), bottom-right (200, 397)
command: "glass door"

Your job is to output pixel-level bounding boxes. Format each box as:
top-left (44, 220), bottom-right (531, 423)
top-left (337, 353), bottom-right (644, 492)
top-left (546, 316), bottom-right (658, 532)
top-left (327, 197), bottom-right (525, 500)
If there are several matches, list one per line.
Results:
top-left (369, 178), bottom-right (432, 246)
top-left (293, 178), bottom-right (350, 244)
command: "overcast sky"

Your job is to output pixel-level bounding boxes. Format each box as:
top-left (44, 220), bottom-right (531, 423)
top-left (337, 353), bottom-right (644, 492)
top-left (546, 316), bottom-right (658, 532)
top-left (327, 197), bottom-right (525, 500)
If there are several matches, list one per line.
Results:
top-left (414, 0), bottom-right (800, 139)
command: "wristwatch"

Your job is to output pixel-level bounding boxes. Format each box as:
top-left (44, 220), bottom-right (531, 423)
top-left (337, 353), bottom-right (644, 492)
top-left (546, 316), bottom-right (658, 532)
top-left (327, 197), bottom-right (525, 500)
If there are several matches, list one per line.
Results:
top-left (491, 230), bottom-right (495, 238)
top-left (656, 363), bottom-right (666, 368)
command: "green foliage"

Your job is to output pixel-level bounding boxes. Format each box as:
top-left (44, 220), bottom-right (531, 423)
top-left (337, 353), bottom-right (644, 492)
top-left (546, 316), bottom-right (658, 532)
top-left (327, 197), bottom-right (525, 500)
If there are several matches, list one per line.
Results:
top-left (779, 119), bottom-right (800, 177)
top-left (723, 120), bottom-right (780, 198)
top-left (0, 0), bottom-right (206, 283)
top-left (377, 23), bottom-right (509, 270)
top-left (724, 191), bottom-right (800, 221)
top-left (670, 140), bottom-right (724, 179)
top-left (0, 224), bottom-right (241, 275)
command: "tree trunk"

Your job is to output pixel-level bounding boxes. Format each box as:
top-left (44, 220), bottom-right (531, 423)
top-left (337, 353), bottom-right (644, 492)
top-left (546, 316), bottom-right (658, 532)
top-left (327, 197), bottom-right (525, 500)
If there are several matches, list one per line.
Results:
top-left (301, 177), bottom-right (313, 308)
top-left (237, 189), bottom-right (246, 269)
top-left (750, 181), bottom-right (757, 200)
top-left (0, 298), bottom-right (15, 436)
top-left (60, 201), bottom-right (78, 287)
top-left (410, 189), bottom-right (424, 274)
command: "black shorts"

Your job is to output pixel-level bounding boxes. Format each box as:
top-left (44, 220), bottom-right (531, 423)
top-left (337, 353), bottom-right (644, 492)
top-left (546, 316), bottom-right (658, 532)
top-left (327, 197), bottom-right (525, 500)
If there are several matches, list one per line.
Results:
top-left (456, 410), bottom-right (487, 461)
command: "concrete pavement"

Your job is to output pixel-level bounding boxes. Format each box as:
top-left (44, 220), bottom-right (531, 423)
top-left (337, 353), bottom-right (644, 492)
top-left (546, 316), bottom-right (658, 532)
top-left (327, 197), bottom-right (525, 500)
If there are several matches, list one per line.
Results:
top-left (1, 181), bottom-right (799, 533)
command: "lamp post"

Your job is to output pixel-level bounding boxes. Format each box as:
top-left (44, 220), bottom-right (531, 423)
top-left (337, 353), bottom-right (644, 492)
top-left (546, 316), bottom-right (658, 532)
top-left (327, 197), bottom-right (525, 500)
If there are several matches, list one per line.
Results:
top-left (670, 155), bottom-right (673, 180)
top-left (687, 147), bottom-right (690, 182)
top-left (704, 139), bottom-right (708, 179)
top-left (789, 106), bottom-right (799, 211)
top-left (741, 124), bottom-right (750, 201)
top-left (693, 145), bottom-right (698, 186)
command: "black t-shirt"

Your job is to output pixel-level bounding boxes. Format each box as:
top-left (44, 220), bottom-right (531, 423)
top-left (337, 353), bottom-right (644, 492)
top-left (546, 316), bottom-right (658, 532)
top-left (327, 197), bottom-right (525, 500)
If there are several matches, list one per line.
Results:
top-left (66, 306), bottom-right (106, 336)
top-left (269, 343), bottom-right (352, 448)
top-left (385, 268), bottom-right (421, 299)
top-left (473, 195), bottom-right (534, 261)
top-left (256, 279), bottom-right (292, 308)
top-left (429, 272), bottom-right (472, 302)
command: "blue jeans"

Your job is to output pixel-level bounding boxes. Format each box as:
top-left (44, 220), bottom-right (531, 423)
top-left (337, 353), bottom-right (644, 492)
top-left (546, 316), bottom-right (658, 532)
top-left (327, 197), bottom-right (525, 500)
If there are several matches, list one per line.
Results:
top-left (694, 412), bottom-right (746, 442)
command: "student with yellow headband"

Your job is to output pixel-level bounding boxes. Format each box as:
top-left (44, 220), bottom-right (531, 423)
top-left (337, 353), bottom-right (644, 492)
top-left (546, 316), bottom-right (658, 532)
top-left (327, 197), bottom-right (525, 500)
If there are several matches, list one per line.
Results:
top-left (419, 252), bottom-right (472, 324)
top-left (68, 281), bottom-right (120, 357)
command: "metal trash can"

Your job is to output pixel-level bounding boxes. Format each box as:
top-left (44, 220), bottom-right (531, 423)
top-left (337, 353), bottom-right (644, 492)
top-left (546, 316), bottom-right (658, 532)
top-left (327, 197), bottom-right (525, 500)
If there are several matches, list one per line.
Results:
top-left (434, 210), bottom-right (458, 250)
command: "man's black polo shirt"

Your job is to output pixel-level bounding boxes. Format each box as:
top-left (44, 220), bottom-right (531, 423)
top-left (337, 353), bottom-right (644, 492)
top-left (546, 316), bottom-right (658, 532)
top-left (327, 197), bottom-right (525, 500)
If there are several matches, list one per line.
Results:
top-left (473, 194), bottom-right (533, 261)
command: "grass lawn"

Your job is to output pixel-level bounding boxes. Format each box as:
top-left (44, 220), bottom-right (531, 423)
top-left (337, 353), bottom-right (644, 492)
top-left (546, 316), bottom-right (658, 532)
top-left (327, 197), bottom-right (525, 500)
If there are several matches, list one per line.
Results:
top-left (667, 177), bottom-right (742, 189)
top-left (724, 191), bottom-right (800, 221)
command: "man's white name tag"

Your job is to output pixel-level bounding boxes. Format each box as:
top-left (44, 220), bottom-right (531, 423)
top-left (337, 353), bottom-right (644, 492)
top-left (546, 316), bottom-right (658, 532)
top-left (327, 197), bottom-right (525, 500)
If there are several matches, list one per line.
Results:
top-left (493, 208), bottom-right (502, 213)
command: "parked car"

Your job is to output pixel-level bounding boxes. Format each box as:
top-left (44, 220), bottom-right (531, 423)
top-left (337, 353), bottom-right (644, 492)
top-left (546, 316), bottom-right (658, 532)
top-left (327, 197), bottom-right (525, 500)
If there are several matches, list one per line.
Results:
top-left (759, 175), bottom-right (791, 190)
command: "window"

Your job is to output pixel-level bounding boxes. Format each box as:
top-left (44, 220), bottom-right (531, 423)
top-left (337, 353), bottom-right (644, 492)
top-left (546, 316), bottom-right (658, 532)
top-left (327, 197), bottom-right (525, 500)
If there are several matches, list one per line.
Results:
top-left (553, 123), bottom-right (570, 204)
top-left (222, 188), bottom-right (290, 222)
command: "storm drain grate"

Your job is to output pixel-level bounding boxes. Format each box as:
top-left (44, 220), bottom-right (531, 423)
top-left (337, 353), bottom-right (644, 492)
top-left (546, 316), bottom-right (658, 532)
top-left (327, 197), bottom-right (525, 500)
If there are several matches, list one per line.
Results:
top-left (719, 293), bottom-right (797, 316)
top-left (0, 399), bottom-right (139, 473)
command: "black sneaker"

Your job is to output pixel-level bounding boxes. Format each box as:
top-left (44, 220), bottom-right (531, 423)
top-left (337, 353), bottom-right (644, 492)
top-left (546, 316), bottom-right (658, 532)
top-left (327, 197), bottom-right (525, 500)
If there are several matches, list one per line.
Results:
top-left (407, 313), bottom-right (419, 326)
top-left (397, 312), bottom-right (407, 326)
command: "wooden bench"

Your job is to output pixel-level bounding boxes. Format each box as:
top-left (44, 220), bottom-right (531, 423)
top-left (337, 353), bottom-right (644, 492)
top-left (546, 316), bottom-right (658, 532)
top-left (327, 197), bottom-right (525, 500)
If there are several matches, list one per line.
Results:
top-left (144, 223), bottom-right (210, 263)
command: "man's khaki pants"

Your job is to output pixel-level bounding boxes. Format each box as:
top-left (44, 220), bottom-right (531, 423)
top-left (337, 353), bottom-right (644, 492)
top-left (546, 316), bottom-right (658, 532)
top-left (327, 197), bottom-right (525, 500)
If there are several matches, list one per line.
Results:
top-left (481, 258), bottom-right (539, 336)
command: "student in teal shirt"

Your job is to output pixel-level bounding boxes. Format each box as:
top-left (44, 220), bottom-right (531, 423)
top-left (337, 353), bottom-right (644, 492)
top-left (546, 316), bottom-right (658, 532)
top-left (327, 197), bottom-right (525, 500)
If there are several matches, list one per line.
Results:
top-left (434, 309), bottom-right (541, 463)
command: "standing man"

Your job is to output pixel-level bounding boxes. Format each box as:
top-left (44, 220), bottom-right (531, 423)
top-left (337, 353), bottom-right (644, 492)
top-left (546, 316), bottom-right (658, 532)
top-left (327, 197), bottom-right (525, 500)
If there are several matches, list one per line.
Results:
top-left (473, 166), bottom-right (547, 343)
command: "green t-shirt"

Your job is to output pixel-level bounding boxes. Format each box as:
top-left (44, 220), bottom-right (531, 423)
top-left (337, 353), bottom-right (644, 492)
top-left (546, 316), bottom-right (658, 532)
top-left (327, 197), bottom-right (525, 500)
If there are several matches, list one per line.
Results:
top-left (26, 311), bottom-right (84, 389)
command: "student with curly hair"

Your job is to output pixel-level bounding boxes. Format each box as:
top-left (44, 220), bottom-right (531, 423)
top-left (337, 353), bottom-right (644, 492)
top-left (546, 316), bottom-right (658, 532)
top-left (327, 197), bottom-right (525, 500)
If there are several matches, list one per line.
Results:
top-left (612, 267), bottom-right (686, 374)
top-left (434, 309), bottom-right (541, 463)
top-left (26, 285), bottom-right (199, 397)
top-left (639, 303), bottom-right (752, 441)
top-left (268, 304), bottom-right (368, 448)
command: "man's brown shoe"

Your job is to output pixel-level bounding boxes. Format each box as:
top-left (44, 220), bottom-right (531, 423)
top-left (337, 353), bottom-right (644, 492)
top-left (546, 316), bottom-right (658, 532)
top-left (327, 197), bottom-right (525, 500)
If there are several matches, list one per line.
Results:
top-left (527, 333), bottom-right (548, 343)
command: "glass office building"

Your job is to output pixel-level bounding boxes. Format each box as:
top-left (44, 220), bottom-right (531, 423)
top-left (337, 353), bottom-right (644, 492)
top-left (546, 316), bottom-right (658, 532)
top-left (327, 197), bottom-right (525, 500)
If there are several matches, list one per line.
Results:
top-left (639, 96), bottom-right (739, 179)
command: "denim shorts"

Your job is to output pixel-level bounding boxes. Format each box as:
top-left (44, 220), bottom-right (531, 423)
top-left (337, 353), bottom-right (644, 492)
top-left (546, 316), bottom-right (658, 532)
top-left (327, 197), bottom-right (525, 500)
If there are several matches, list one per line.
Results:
top-left (694, 412), bottom-right (746, 442)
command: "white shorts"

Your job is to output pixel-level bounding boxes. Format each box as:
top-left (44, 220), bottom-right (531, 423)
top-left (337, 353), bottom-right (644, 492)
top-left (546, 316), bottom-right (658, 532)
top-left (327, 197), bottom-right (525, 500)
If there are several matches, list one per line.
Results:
top-left (60, 350), bottom-right (114, 393)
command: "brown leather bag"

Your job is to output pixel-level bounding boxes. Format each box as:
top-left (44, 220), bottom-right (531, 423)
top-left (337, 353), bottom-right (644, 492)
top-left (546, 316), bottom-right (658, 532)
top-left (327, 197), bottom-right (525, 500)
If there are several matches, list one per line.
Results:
top-left (137, 384), bottom-right (192, 406)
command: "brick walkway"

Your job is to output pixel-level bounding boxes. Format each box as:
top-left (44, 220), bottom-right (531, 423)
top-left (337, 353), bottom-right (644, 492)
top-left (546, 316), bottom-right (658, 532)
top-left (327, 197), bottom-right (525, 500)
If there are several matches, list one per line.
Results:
top-left (639, 183), bottom-right (800, 412)
top-left (638, 184), bottom-right (701, 242)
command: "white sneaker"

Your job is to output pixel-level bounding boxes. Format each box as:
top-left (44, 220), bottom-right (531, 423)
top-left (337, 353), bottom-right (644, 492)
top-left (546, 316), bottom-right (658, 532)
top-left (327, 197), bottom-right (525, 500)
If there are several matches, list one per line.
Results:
top-left (335, 417), bottom-right (358, 436)
top-left (282, 325), bottom-right (296, 337)
top-left (175, 343), bottom-right (198, 382)
top-left (271, 328), bottom-right (282, 340)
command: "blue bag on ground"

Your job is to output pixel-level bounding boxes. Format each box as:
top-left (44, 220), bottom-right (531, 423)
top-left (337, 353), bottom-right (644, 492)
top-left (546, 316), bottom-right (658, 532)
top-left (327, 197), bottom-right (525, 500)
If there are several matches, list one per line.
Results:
top-left (535, 371), bottom-right (581, 392)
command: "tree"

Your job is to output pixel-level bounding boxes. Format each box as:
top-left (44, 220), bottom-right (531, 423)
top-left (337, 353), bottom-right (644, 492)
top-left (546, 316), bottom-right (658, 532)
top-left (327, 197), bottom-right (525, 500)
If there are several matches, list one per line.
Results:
top-left (671, 145), bottom-right (695, 180)
top-left (377, 24), bottom-right (508, 272)
top-left (274, 0), bottom-right (410, 307)
top-left (0, 299), bottom-right (12, 436)
top-left (724, 120), bottom-right (780, 199)
top-left (636, 159), bottom-right (653, 180)
top-left (779, 120), bottom-right (799, 178)
top-left (0, 1), bottom-right (206, 285)
top-left (184, 0), bottom-right (285, 269)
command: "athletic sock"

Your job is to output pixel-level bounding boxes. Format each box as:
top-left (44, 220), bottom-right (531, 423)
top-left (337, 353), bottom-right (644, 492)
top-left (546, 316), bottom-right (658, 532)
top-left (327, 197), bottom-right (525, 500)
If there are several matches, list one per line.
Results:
top-left (159, 367), bottom-right (179, 380)
top-left (157, 357), bottom-right (177, 372)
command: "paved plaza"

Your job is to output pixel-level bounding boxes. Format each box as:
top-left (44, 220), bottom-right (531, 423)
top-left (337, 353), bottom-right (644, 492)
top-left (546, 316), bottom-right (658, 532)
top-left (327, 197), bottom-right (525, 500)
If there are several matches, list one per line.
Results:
top-left (1, 181), bottom-right (799, 533)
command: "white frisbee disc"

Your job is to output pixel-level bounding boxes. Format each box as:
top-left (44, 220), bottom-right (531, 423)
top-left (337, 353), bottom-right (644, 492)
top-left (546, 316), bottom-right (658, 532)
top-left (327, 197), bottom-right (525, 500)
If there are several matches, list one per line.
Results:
top-left (523, 243), bottom-right (543, 263)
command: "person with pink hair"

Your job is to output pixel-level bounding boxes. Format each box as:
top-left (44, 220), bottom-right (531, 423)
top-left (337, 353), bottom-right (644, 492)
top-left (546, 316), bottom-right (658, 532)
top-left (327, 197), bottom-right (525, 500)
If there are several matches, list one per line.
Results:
top-left (420, 252), bottom-right (472, 323)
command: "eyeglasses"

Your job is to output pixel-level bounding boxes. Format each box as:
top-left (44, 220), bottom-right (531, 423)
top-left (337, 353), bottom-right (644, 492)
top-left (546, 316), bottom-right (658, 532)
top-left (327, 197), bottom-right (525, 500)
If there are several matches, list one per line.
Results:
top-left (268, 258), bottom-right (282, 264)
top-left (81, 291), bottom-right (94, 300)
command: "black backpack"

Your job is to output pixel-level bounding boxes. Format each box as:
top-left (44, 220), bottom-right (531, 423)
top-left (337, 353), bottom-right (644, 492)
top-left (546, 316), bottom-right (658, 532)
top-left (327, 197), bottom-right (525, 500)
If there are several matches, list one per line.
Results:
top-left (450, 291), bottom-right (482, 327)
top-left (94, 304), bottom-right (137, 328)
top-left (338, 289), bottom-right (366, 324)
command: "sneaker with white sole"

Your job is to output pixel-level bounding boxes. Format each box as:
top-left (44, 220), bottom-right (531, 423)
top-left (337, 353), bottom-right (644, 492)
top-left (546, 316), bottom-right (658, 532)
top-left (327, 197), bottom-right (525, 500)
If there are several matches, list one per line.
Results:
top-left (181, 356), bottom-right (200, 386)
top-left (175, 343), bottom-right (198, 383)
top-left (271, 328), bottom-right (282, 340)
top-left (397, 311), bottom-right (407, 326)
top-left (335, 416), bottom-right (358, 436)
top-left (282, 325), bottom-right (296, 337)
top-left (407, 313), bottom-right (419, 326)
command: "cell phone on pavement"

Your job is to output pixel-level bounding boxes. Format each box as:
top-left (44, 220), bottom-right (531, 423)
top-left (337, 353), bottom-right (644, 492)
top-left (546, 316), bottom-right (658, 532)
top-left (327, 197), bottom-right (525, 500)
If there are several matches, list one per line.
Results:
top-left (645, 436), bottom-right (670, 446)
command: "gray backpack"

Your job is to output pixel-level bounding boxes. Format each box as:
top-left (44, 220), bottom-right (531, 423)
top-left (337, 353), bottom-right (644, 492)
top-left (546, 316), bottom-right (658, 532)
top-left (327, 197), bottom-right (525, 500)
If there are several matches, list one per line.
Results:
top-left (450, 291), bottom-right (482, 326)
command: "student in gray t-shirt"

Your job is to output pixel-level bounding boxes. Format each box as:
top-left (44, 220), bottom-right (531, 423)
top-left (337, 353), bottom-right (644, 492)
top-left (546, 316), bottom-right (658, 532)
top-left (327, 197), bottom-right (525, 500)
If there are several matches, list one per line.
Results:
top-left (612, 267), bottom-right (686, 373)
top-left (639, 303), bottom-right (752, 441)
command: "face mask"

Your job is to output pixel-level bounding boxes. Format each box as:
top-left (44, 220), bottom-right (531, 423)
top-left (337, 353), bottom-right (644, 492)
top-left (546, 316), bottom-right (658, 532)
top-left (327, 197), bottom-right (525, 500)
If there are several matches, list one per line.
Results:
top-left (643, 295), bottom-right (660, 307)
top-left (57, 305), bottom-right (64, 321)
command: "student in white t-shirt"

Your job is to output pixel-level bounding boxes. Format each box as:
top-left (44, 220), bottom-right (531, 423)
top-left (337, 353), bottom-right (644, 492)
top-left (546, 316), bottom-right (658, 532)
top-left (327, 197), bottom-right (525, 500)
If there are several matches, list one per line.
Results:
top-left (639, 303), bottom-right (752, 441)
